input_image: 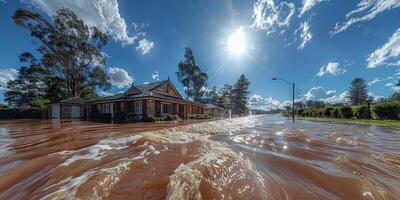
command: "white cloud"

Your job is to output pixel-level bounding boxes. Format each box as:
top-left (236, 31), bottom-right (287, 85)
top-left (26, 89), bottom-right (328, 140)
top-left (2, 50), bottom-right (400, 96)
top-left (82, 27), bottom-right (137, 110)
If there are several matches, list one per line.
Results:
top-left (26, 0), bottom-right (134, 45)
top-left (151, 71), bottom-right (159, 80)
top-left (316, 62), bottom-right (346, 77)
top-left (107, 67), bottom-right (133, 88)
top-left (0, 0), bottom-right (6, 4)
top-left (331, 0), bottom-right (400, 35)
top-left (25, 0), bottom-right (154, 54)
top-left (367, 77), bottom-right (382, 85)
top-left (248, 94), bottom-right (290, 110)
top-left (368, 91), bottom-right (384, 101)
top-left (251, 0), bottom-right (295, 34)
top-left (385, 81), bottom-right (400, 91)
top-left (0, 68), bottom-right (18, 90)
top-left (99, 91), bottom-right (113, 97)
top-left (299, 0), bottom-right (326, 16)
top-left (296, 20), bottom-right (312, 49)
top-left (367, 28), bottom-right (400, 68)
top-left (301, 86), bottom-right (349, 104)
top-left (302, 86), bottom-right (335, 101)
top-left (136, 39), bottom-right (154, 55)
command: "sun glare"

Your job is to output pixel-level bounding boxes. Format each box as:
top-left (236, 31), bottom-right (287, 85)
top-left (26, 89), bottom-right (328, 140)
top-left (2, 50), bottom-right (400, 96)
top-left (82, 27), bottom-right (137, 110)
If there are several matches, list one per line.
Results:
top-left (227, 27), bottom-right (247, 56)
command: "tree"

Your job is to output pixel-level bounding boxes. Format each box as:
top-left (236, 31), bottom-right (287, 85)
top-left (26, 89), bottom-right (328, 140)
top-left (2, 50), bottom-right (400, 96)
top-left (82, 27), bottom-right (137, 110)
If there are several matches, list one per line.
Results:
top-left (391, 80), bottom-right (400, 101)
top-left (219, 84), bottom-right (232, 105)
top-left (176, 47), bottom-right (208, 102)
top-left (231, 74), bottom-right (250, 114)
top-left (5, 52), bottom-right (46, 107)
top-left (205, 86), bottom-right (219, 104)
top-left (12, 8), bottom-right (111, 100)
top-left (348, 78), bottom-right (368, 105)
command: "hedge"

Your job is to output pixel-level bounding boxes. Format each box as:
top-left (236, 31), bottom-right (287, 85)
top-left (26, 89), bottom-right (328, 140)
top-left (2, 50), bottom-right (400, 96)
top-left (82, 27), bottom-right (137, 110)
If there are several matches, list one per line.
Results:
top-left (189, 114), bottom-right (211, 119)
top-left (0, 108), bottom-right (45, 119)
top-left (373, 101), bottom-right (400, 120)
top-left (339, 106), bottom-right (353, 119)
top-left (355, 105), bottom-right (371, 119)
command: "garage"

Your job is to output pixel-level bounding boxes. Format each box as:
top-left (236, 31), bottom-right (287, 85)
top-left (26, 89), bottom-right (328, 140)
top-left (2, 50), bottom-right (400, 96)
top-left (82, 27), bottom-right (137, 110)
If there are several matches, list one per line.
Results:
top-left (49, 97), bottom-right (88, 120)
top-left (51, 104), bottom-right (60, 119)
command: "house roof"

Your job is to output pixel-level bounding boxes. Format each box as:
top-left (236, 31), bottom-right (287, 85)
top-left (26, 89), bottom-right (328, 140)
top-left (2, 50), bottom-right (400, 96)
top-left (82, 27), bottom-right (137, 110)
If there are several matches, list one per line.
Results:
top-left (205, 103), bottom-right (224, 109)
top-left (56, 97), bottom-right (88, 105)
top-left (92, 80), bottom-right (186, 103)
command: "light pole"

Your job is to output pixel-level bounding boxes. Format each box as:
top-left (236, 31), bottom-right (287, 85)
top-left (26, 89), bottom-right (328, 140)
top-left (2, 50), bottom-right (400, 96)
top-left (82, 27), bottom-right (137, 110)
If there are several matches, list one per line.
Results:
top-left (272, 77), bottom-right (295, 123)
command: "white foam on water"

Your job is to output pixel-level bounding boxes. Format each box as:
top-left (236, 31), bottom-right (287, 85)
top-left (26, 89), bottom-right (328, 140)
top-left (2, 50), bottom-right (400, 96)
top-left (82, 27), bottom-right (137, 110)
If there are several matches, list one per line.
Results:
top-left (60, 135), bottom-right (143, 166)
top-left (0, 127), bottom-right (14, 158)
top-left (41, 141), bottom-right (159, 200)
top-left (166, 139), bottom-right (267, 200)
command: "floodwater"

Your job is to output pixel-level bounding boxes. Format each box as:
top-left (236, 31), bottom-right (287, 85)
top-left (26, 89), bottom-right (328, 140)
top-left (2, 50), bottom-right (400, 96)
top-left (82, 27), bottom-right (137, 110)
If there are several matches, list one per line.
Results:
top-left (0, 115), bottom-right (399, 200)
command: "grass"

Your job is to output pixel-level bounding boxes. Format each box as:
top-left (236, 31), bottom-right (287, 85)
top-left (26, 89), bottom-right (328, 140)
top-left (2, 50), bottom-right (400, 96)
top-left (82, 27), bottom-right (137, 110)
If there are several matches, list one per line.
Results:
top-left (300, 117), bottom-right (400, 128)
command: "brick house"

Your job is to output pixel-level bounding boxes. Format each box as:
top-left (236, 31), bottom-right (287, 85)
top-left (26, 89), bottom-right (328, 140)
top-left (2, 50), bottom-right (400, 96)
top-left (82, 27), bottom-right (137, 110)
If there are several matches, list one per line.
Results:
top-left (89, 80), bottom-right (205, 119)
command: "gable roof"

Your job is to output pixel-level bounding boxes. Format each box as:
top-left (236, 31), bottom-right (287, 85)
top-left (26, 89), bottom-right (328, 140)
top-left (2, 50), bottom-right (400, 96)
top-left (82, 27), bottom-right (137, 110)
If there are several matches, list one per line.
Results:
top-left (92, 80), bottom-right (185, 103)
top-left (56, 97), bottom-right (88, 105)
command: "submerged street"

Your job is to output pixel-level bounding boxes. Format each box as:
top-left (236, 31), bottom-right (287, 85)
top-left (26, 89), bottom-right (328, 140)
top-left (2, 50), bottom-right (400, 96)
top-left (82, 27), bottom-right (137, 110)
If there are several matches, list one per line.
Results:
top-left (0, 115), bottom-right (399, 199)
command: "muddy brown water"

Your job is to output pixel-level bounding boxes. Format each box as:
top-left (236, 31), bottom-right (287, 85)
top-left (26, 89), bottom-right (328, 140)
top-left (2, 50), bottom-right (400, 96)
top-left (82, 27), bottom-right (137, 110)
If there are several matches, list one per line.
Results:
top-left (0, 115), bottom-right (399, 200)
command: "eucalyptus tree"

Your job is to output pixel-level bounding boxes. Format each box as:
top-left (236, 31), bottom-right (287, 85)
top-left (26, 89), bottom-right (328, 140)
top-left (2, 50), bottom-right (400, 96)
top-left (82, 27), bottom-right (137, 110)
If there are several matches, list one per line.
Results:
top-left (12, 8), bottom-right (111, 101)
top-left (176, 47), bottom-right (208, 102)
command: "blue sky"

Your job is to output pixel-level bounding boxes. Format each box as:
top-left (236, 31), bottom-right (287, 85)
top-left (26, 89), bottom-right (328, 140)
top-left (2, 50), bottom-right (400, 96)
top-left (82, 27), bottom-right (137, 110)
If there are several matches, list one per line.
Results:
top-left (1, 0), bottom-right (400, 110)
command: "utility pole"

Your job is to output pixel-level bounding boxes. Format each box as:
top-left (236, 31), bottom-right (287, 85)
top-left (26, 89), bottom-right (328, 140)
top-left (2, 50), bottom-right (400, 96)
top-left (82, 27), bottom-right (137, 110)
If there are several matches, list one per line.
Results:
top-left (272, 77), bottom-right (295, 123)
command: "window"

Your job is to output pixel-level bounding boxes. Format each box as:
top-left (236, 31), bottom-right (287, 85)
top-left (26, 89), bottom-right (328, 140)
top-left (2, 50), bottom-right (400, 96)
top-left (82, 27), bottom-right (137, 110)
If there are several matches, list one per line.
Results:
top-left (101, 104), bottom-right (110, 113)
top-left (161, 103), bottom-right (172, 115)
top-left (135, 101), bottom-right (143, 114)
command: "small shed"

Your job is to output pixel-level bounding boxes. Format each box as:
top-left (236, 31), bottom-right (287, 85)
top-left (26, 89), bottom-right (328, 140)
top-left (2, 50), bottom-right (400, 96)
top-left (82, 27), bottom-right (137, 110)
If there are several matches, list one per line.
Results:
top-left (204, 104), bottom-right (225, 117)
top-left (50, 97), bottom-right (88, 120)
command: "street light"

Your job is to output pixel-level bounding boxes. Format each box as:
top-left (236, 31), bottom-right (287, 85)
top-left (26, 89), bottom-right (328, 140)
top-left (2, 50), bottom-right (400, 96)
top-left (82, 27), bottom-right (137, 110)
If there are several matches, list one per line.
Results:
top-left (272, 77), bottom-right (295, 123)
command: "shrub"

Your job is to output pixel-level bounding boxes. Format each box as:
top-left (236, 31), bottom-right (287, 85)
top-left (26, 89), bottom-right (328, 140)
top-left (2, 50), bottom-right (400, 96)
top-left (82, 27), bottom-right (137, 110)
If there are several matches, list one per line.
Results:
top-left (323, 107), bottom-right (334, 118)
top-left (142, 115), bottom-right (156, 122)
top-left (373, 101), bottom-right (400, 120)
top-left (189, 114), bottom-right (211, 119)
top-left (89, 113), bottom-right (112, 122)
top-left (339, 106), bottom-right (353, 119)
top-left (0, 104), bottom-right (9, 109)
top-left (297, 109), bottom-right (304, 116)
top-left (113, 111), bottom-right (127, 122)
top-left (31, 99), bottom-right (50, 109)
top-left (0, 108), bottom-right (44, 119)
top-left (355, 105), bottom-right (372, 119)
top-left (330, 108), bottom-right (339, 118)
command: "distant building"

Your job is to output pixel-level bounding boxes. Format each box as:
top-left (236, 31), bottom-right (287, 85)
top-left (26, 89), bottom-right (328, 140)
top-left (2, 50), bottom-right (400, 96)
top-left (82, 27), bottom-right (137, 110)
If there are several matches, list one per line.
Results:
top-left (204, 103), bottom-right (225, 117)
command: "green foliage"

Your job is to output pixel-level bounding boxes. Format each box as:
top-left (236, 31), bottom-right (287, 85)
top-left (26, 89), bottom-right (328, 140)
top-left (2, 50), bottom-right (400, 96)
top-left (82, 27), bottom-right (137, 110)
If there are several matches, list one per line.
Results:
top-left (189, 114), bottom-right (211, 119)
top-left (142, 115), bottom-right (157, 122)
top-left (339, 106), bottom-right (353, 119)
top-left (113, 111), bottom-right (127, 122)
top-left (348, 78), bottom-right (368, 105)
top-left (10, 8), bottom-right (111, 105)
top-left (355, 105), bottom-right (372, 119)
top-left (176, 47), bottom-right (208, 102)
top-left (297, 109), bottom-right (304, 116)
top-left (231, 74), bottom-right (250, 115)
top-left (5, 62), bottom-right (46, 107)
top-left (89, 113), bottom-right (112, 122)
top-left (323, 107), bottom-right (333, 118)
top-left (0, 104), bottom-right (9, 109)
top-left (31, 99), bottom-right (50, 109)
top-left (204, 86), bottom-right (219, 104)
top-left (373, 101), bottom-right (400, 120)
top-left (331, 108), bottom-right (340, 118)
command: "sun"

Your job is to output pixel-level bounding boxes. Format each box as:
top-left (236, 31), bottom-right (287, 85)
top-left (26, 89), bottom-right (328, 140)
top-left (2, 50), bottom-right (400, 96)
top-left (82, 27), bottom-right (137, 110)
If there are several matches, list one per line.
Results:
top-left (227, 27), bottom-right (247, 56)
